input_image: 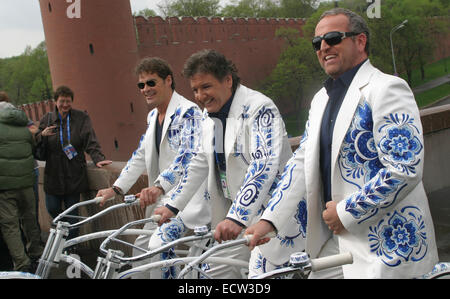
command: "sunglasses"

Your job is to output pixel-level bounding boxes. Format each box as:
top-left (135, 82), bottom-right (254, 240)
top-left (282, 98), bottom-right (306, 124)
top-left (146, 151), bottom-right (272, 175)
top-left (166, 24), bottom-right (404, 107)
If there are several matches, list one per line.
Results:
top-left (137, 79), bottom-right (157, 89)
top-left (312, 31), bottom-right (360, 51)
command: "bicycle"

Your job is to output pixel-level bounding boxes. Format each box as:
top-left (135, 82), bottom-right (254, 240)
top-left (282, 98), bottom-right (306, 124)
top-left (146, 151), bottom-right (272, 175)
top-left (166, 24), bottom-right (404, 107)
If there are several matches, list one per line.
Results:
top-left (0, 195), bottom-right (154, 279)
top-left (94, 222), bottom-right (216, 279)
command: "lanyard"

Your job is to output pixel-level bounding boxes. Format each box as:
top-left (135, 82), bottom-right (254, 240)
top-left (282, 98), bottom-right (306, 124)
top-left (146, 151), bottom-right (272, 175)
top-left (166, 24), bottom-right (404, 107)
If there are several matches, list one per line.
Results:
top-left (58, 113), bottom-right (71, 147)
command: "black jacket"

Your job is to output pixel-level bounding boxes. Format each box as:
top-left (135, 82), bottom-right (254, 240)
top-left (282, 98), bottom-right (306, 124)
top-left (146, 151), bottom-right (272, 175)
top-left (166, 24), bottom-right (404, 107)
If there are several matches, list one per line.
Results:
top-left (37, 109), bottom-right (106, 196)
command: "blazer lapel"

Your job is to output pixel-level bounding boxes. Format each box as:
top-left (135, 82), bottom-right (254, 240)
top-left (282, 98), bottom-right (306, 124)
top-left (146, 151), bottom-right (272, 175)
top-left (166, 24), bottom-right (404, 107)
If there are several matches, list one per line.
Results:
top-left (146, 109), bottom-right (159, 182)
top-left (305, 88), bottom-right (329, 187)
top-left (224, 85), bottom-right (245, 159)
top-left (160, 91), bottom-right (181, 147)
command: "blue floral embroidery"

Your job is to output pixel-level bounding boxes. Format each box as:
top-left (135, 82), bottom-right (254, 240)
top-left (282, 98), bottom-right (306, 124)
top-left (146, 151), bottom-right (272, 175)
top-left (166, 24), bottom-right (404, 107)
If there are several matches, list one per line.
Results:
top-left (156, 218), bottom-right (186, 279)
top-left (230, 106), bottom-right (275, 222)
top-left (159, 106), bottom-right (203, 197)
top-left (379, 113), bottom-right (423, 175)
top-left (368, 206), bottom-right (428, 267)
top-left (339, 102), bottom-right (383, 182)
top-left (252, 252), bottom-right (289, 278)
top-left (203, 190), bottom-right (210, 201)
top-left (160, 249), bottom-right (177, 279)
top-left (267, 156), bottom-right (296, 212)
top-left (277, 199), bottom-right (307, 248)
top-left (339, 102), bottom-right (424, 223)
top-left (266, 120), bottom-right (308, 212)
top-left (295, 199), bottom-right (307, 236)
top-left (345, 168), bottom-right (406, 223)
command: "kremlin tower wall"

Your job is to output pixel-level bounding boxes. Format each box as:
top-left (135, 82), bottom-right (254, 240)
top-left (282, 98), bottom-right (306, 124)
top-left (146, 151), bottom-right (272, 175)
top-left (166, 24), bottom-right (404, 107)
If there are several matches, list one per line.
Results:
top-left (135, 16), bottom-right (305, 98)
top-left (37, 0), bottom-right (305, 161)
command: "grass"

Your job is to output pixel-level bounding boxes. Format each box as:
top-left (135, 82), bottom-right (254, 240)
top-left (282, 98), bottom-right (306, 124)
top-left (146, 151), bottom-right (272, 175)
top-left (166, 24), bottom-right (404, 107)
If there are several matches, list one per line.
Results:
top-left (398, 56), bottom-right (450, 107)
top-left (415, 83), bottom-right (450, 108)
top-left (401, 57), bottom-right (450, 88)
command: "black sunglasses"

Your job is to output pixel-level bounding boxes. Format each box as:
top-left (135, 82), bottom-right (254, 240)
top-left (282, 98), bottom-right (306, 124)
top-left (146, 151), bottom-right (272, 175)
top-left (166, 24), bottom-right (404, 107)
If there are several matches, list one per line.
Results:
top-left (312, 31), bottom-right (360, 51)
top-left (137, 79), bottom-right (157, 89)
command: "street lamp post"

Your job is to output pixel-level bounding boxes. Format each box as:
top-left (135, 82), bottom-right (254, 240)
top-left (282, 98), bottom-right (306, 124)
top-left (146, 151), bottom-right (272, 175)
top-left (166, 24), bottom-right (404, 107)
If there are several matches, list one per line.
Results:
top-left (390, 19), bottom-right (408, 76)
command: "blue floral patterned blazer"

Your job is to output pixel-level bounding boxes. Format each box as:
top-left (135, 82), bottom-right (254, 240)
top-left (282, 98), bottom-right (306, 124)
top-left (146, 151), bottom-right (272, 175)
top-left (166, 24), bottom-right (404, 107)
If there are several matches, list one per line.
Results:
top-left (156, 84), bottom-right (293, 232)
top-left (262, 61), bottom-right (438, 278)
top-left (114, 91), bottom-right (208, 229)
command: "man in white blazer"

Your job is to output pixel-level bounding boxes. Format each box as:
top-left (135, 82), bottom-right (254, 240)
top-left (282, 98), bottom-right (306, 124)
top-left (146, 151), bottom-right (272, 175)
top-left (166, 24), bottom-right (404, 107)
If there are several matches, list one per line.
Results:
top-left (96, 57), bottom-right (208, 278)
top-left (245, 8), bottom-right (438, 279)
top-left (144, 50), bottom-right (294, 278)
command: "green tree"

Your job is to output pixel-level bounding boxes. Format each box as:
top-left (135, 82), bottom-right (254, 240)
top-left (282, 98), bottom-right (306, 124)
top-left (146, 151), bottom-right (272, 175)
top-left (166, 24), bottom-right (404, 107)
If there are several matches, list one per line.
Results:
top-left (261, 27), bottom-right (325, 134)
top-left (158, 0), bottom-right (221, 17)
top-left (133, 8), bottom-right (157, 18)
top-left (0, 42), bottom-right (52, 105)
top-left (278, 0), bottom-right (318, 18)
top-left (221, 0), bottom-right (318, 18)
top-left (369, 0), bottom-right (446, 84)
top-left (221, 0), bottom-right (280, 18)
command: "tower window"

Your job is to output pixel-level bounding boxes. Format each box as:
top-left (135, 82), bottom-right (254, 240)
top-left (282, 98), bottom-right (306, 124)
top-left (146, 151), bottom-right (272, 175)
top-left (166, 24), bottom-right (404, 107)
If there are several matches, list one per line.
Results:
top-left (89, 43), bottom-right (94, 55)
top-left (48, 2), bottom-right (52, 13)
top-left (130, 102), bottom-right (134, 113)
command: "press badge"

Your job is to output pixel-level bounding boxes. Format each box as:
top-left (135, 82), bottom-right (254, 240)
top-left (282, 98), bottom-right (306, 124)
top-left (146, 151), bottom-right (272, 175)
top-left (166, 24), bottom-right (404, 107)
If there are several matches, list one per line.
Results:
top-left (63, 144), bottom-right (78, 160)
top-left (219, 171), bottom-right (232, 200)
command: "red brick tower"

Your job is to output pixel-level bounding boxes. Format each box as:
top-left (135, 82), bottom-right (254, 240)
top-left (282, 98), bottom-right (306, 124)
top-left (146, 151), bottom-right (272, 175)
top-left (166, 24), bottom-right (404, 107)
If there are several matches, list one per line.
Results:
top-left (39, 0), bottom-right (146, 161)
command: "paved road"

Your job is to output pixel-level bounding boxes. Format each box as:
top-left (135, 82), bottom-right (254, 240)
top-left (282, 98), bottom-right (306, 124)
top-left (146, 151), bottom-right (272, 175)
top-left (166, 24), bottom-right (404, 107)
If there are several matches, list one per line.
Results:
top-left (413, 74), bottom-right (450, 93)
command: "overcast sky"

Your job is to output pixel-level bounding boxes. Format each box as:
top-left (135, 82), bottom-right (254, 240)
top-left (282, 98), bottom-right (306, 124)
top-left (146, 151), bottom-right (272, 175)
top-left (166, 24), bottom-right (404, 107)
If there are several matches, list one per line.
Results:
top-left (0, 0), bottom-right (232, 59)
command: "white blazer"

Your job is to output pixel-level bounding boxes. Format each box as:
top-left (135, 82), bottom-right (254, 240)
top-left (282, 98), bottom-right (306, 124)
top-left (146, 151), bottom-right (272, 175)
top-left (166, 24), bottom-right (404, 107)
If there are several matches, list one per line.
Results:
top-left (113, 91), bottom-right (209, 229)
top-left (156, 84), bottom-right (292, 231)
top-left (262, 61), bottom-right (438, 278)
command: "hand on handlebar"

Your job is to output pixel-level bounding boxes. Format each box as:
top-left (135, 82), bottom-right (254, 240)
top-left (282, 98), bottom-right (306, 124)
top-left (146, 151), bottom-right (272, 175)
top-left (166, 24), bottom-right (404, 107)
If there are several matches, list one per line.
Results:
top-left (96, 188), bottom-right (116, 207)
top-left (153, 206), bottom-right (175, 226)
top-left (214, 219), bottom-right (243, 243)
top-left (244, 220), bottom-right (276, 251)
top-left (137, 186), bottom-right (164, 209)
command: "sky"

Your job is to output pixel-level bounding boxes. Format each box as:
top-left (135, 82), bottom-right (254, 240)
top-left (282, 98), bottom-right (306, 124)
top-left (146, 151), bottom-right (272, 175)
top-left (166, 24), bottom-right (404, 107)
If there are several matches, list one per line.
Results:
top-left (0, 0), bottom-right (233, 59)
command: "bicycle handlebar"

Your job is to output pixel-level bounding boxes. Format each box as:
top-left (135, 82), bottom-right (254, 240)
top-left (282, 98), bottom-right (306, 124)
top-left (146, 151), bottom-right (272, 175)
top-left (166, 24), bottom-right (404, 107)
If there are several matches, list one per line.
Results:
top-left (51, 195), bottom-right (143, 228)
top-left (177, 231), bottom-right (277, 279)
top-left (311, 252), bottom-right (352, 272)
top-left (251, 252), bottom-right (353, 279)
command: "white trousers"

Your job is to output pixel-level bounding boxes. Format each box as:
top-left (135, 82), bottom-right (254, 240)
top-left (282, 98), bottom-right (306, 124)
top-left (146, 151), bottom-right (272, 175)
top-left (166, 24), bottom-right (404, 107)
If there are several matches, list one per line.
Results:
top-left (248, 246), bottom-right (289, 278)
top-left (132, 217), bottom-right (187, 279)
top-left (204, 238), bottom-right (251, 279)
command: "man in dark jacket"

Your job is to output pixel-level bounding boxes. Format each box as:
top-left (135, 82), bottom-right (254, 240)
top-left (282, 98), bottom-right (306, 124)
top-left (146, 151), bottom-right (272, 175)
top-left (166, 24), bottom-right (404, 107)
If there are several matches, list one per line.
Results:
top-left (0, 101), bottom-right (44, 272)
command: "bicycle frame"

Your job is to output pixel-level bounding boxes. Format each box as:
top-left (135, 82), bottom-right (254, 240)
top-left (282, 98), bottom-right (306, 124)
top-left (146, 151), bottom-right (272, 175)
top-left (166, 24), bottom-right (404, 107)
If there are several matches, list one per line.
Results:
top-left (35, 195), bottom-right (142, 279)
top-left (93, 221), bottom-right (215, 279)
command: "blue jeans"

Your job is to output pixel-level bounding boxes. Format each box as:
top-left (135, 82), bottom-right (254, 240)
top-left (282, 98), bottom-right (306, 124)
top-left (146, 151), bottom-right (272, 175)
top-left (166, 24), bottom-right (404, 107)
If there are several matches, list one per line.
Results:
top-left (45, 193), bottom-right (80, 240)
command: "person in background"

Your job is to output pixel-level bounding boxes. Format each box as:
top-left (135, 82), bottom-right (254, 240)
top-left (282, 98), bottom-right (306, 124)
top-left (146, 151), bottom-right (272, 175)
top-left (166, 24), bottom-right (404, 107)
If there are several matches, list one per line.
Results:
top-left (245, 8), bottom-right (438, 279)
top-left (36, 86), bottom-right (112, 240)
top-left (0, 99), bottom-right (44, 272)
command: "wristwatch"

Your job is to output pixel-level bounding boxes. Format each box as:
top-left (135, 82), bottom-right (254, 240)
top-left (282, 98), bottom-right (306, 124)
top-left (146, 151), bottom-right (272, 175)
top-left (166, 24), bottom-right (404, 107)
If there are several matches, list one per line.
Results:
top-left (154, 182), bottom-right (165, 195)
top-left (112, 185), bottom-right (124, 196)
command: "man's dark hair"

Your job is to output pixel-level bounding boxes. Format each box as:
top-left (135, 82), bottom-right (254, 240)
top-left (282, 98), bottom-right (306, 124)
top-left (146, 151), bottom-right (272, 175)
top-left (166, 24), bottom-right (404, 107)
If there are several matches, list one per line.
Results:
top-left (135, 57), bottom-right (175, 90)
top-left (0, 91), bottom-right (10, 102)
top-left (54, 85), bottom-right (74, 101)
top-left (182, 49), bottom-right (241, 93)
